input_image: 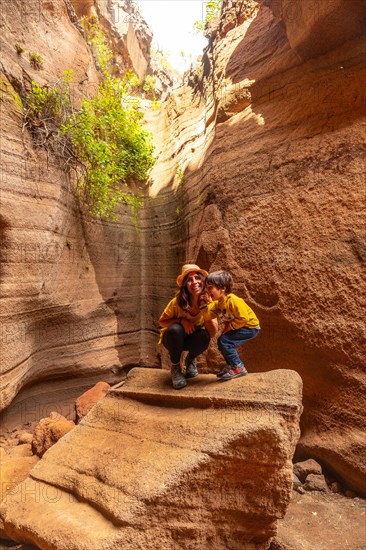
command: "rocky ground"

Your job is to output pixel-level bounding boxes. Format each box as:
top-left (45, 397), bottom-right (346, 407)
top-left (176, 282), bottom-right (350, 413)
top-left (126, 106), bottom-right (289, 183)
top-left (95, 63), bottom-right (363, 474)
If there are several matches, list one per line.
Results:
top-left (272, 490), bottom-right (365, 550)
top-left (0, 375), bottom-right (365, 550)
top-left (1, 484), bottom-right (365, 550)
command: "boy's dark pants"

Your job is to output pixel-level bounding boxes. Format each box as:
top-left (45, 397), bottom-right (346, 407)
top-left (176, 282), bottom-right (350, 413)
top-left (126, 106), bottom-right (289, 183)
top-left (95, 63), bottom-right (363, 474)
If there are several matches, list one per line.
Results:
top-left (218, 327), bottom-right (260, 367)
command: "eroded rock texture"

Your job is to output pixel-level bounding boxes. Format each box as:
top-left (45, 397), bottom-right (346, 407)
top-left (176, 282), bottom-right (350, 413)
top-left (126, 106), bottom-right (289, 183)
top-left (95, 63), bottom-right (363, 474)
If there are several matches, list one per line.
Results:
top-left (0, 368), bottom-right (302, 549)
top-left (0, 0), bottom-right (153, 412)
top-left (142, 0), bottom-right (366, 494)
top-left (0, 0), bottom-right (364, 508)
top-left (73, 0), bottom-right (153, 81)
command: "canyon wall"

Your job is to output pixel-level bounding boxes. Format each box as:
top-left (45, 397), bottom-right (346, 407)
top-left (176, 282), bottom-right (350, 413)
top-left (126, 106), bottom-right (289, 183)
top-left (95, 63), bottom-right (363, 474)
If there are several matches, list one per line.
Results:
top-left (1, 0), bottom-right (365, 500)
top-left (71, 0), bottom-right (152, 81)
top-left (0, 0), bottom-right (157, 412)
top-left (143, 0), bottom-right (366, 494)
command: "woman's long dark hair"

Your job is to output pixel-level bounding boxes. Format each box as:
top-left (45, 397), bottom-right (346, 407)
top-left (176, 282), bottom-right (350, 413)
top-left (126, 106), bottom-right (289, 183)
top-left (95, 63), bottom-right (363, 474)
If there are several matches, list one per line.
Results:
top-left (176, 272), bottom-right (205, 310)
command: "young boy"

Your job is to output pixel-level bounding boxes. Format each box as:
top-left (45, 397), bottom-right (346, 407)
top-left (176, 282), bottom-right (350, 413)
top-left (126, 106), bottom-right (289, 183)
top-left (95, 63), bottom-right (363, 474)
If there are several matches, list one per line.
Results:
top-left (203, 271), bottom-right (260, 380)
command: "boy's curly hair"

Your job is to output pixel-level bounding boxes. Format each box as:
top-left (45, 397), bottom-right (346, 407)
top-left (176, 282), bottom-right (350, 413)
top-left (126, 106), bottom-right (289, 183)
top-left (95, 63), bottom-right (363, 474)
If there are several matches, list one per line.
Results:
top-left (206, 271), bottom-right (233, 293)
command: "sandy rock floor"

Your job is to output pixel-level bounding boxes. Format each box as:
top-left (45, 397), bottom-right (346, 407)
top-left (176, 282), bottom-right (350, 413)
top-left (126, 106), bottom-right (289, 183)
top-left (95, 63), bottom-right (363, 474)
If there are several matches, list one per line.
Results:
top-left (0, 375), bottom-right (365, 550)
top-left (0, 489), bottom-right (364, 550)
top-left (273, 490), bottom-right (365, 550)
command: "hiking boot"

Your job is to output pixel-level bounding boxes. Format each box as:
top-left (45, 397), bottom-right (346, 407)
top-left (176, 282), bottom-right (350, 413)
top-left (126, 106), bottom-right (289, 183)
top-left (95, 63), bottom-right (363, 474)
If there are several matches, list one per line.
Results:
top-left (171, 363), bottom-right (187, 389)
top-left (216, 365), bottom-right (231, 378)
top-left (185, 354), bottom-right (198, 378)
top-left (220, 365), bottom-right (248, 381)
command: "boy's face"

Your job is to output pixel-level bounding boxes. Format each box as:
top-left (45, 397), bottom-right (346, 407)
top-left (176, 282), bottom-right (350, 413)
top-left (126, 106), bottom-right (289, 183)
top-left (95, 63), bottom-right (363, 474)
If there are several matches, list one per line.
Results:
top-left (206, 284), bottom-right (226, 301)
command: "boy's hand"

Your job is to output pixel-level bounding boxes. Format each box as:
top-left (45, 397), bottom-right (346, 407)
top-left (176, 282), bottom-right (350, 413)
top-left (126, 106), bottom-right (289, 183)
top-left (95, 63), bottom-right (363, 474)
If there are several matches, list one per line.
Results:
top-left (222, 322), bottom-right (232, 334)
top-left (199, 291), bottom-right (209, 307)
top-left (181, 318), bottom-right (195, 334)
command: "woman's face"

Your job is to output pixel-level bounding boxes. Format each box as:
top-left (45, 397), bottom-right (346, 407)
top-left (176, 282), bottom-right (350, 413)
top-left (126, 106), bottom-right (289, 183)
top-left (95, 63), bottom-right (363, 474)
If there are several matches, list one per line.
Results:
top-left (185, 272), bottom-right (204, 296)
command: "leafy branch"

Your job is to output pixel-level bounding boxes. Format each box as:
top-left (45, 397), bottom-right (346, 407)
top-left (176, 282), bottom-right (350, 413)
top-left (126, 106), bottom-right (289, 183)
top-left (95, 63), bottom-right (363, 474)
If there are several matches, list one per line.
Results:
top-left (193, 1), bottom-right (223, 32)
top-left (22, 18), bottom-right (155, 221)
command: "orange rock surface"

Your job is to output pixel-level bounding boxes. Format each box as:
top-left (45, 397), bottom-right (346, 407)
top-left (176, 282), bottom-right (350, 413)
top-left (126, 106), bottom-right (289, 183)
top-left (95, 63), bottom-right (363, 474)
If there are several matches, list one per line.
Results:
top-left (143, 0), bottom-right (366, 495)
top-left (31, 412), bottom-right (75, 457)
top-left (75, 380), bottom-right (110, 421)
top-left (0, 368), bottom-right (302, 549)
top-left (0, 0), bottom-right (150, 413)
top-left (0, 0), bottom-right (365, 509)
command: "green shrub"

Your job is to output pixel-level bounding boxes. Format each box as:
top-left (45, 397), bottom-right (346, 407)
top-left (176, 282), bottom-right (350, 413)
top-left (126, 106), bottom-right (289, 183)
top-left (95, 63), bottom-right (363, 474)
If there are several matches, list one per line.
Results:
top-left (15, 44), bottom-right (25, 55)
top-left (62, 75), bottom-right (154, 219)
top-left (25, 70), bottom-right (72, 123)
top-left (151, 98), bottom-right (162, 110)
top-left (24, 72), bottom-right (154, 219)
top-left (193, 0), bottom-right (222, 32)
top-left (22, 21), bottom-right (155, 221)
top-left (23, 70), bottom-right (73, 150)
top-left (29, 52), bottom-right (44, 69)
top-left (124, 71), bottom-right (140, 90)
top-left (143, 75), bottom-right (156, 97)
top-left (81, 16), bottom-right (112, 74)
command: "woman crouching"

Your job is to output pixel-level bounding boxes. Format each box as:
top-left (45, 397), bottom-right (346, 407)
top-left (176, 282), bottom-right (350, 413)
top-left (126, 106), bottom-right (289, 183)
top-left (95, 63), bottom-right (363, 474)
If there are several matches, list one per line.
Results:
top-left (159, 264), bottom-right (218, 389)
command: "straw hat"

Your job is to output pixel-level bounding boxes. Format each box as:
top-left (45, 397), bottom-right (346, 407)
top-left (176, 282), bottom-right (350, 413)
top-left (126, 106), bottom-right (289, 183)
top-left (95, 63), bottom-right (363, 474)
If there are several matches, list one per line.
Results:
top-left (176, 264), bottom-right (208, 287)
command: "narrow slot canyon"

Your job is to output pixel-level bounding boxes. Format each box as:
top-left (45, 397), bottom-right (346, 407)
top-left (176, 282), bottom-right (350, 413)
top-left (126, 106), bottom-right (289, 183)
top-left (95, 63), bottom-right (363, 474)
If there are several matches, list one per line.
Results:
top-left (0, 1), bottom-right (365, 549)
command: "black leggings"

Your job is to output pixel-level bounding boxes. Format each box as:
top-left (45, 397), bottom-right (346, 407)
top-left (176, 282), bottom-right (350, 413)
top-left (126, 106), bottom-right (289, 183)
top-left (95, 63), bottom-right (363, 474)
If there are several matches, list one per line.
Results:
top-left (162, 323), bottom-right (210, 364)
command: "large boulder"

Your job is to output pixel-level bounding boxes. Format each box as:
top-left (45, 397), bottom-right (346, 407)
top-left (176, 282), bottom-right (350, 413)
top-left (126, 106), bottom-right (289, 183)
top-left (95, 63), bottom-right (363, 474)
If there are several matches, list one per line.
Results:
top-left (293, 458), bottom-right (322, 482)
top-left (0, 368), bottom-right (302, 549)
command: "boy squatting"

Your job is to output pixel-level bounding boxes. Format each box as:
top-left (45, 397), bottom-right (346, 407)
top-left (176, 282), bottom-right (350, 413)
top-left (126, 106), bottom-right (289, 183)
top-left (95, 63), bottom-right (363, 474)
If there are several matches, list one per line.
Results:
top-left (202, 271), bottom-right (260, 380)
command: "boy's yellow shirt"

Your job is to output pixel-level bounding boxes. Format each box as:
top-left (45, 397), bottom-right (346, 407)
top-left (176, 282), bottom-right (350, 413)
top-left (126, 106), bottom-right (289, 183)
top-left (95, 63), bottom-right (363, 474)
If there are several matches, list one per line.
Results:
top-left (204, 293), bottom-right (260, 330)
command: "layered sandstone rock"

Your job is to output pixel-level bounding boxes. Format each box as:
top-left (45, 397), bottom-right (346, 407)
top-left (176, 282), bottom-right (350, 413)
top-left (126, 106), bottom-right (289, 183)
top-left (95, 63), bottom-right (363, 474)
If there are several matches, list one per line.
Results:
top-left (142, 0), bottom-right (366, 495)
top-left (90, 0), bottom-right (152, 81)
top-left (0, 368), bottom-right (302, 549)
top-left (1, 0), bottom-right (364, 515)
top-left (0, 0), bottom-right (152, 412)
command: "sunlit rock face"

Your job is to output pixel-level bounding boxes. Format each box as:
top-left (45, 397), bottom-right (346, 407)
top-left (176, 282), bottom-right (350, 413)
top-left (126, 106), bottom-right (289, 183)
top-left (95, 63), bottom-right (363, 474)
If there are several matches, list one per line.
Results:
top-left (0, 368), bottom-right (303, 549)
top-left (1, 0), bottom-right (365, 502)
top-left (266, 0), bottom-right (366, 58)
top-left (94, 0), bottom-right (153, 81)
top-left (0, 0), bottom-right (151, 412)
top-left (143, 0), bottom-right (366, 494)
top-left (70, 0), bottom-right (96, 18)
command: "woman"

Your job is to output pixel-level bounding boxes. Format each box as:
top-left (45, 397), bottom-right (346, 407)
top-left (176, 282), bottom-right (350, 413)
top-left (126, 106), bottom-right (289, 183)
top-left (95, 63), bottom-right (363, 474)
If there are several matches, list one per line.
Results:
top-left (159, 264), bottom-right (218, 389)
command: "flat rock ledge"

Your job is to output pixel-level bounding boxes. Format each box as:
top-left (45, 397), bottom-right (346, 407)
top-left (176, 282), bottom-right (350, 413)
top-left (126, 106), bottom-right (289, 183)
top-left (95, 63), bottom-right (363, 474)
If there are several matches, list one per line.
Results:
top-left (0, 368), bottom-right (302, 550)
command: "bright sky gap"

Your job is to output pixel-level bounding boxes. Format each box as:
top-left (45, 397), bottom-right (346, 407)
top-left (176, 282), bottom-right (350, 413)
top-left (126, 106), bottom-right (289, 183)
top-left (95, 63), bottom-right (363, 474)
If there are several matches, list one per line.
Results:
top-left (137, 0), bottom-right (208, 73)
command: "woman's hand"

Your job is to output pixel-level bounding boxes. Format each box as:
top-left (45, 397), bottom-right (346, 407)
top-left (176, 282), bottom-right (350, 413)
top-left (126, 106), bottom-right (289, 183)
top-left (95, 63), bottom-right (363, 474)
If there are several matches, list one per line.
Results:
top-left (181, 318), bottom-right (195, 334)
